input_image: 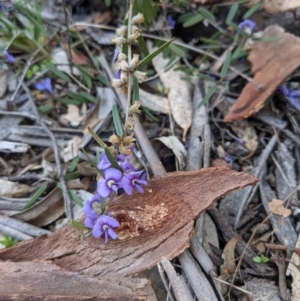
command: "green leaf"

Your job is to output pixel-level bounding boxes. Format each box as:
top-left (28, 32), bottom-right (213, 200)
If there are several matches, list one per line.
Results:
top-left (252, 256), bottom-right (262, 263)
top-left (71, 220), bottom-right (87, 231)
top-left (68, 156), bottom-right (80, 173)
top-left (132, 76), bottom-right (139, 102)
top-left (137, 35), bottom-right (149, 57)
top-left (47, 64), bottom-right (71, 83)
top-left (58, 98), bottom-right (81, 105)
top-left (220, 50), bottom-right (232, 79)
top-left (64, 171), bottom-right (81, 180)
top-left (169, 43), bottom-right (187, 58)
top-left (183, 14), bottom-right (204, 28)
top-left (243, 0), bottom-right (263, 19)
top-left (87, 126), bottom-right (107, 148)
top-left (0, 234), bottom-right (18, 248)
top-left (197, 85), bottom-right (217, 108)
top-left (69, 189), bottom-right (84, 207)
top-left (104, 147), bottom-right (123, 172)
top-left (133, 0), bottom-right (157, 27)
top-left (38, 105), bottom-right (52, 114)
top-left (79, 92), bottom-right (98, 104)
top-left (198, 7), bottom-right (216, 22)
top-left (226, 3), bottom-right (239, 24)
top-left (98, 73), bottom-right (109, 86)
top-left (228, 22), bottom-right (248, 37)
top-left (260, 255), bottom-right (270, 263)
top-left (141, 106), bottom-right (158, 122)
top-left (178, 13), bottom-right (194, 23)
top-left (138, 38), bottom-right (174, 69)
top-left (232, 44), bottom-right (247, 61)
top-left (257, 37), bottom-right (281, 42)
top-left (69, 92), bottom-right (86, 104)
top-left (112, 105), bottom-right (124, 136)
top-left (22, 184), bottom-right (47, 210)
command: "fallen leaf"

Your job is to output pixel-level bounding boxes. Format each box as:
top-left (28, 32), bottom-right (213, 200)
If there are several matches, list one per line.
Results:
top-left (268, 199), bottom-right (291, 217)
top-left (149, 42), bottom-right (192, 139)
top-left (220, 235), bottom-right (240, 275)
top-left (154, 136), bottom-right (187, 170)
top-left (139, 88), bottom-right (170, 114)
top-left (224, 26), bottom-right (300, 122)
top-left (0, 261), bottom-right (149, 300)
top-left (0, 168), bottom-right (257, 278)
top-left (245, 0), bottom-right (300, 14)
top-left (60, 104), bottom-right (87, 128)
top-left (0, 179), bottom-right (31, 198)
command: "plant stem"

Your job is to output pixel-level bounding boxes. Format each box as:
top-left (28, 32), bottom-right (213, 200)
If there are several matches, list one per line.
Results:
top-left (125, 0), bottom-right (134, 129)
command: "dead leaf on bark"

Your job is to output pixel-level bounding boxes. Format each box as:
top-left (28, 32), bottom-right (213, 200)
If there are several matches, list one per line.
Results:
top-left (224, 26), bottom-right (300, 122)
top-left (0, 261), bottom-right (149, 300)
top-left (268, 199), bottom-right (291, 217)
top-left (0, 168), bottom-right (257, 278)
top-left (220, 235), bottom-right (240, 276)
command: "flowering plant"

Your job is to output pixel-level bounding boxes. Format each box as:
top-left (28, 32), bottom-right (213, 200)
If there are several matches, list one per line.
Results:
top-left (78, 0), bottom-right (173, 244)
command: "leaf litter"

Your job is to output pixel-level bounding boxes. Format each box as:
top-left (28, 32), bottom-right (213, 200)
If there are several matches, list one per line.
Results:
top-left (1, 1), bottom-right (300, 300)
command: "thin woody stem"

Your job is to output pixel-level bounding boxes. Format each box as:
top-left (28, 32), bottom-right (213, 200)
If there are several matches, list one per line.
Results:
top-left (125, 0), bottom-right (134, 129)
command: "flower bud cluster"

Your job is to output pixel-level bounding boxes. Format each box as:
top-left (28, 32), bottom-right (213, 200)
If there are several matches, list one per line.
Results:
top-left (83, 151), bottom-right (147, 243)
top-left (111, 13), bottom-right (147, 94)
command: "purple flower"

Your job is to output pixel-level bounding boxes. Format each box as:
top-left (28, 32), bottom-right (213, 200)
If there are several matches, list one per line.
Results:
top-left (4, 50), bottom-right (15, 63)
top-left (35, 78), bottom-right (53, 94)
top-left (238, 19), bottom-right (256, 31)
top-left (83, 194), bottom-right (101, 216)
top-left (92, 215), bottom-right (120, 243)
top-left (288, 90), bottom-right (300, 110)
top-left (167, 15), bottom-right (176, 29)
top-left (97, 152), bottom-right (111, 172)
top-left (121, 170), bottom-right (147, 195)
top-left (280, 84), bottom-right (290, 96)
top-left (116, 154), bottom-right (135, 173)
top-left (115, 69), bottom-right (121, 80)
top-left (97, 168), bottom-right (123, 198)
top-left (84, 213), bottom-right (98, 228)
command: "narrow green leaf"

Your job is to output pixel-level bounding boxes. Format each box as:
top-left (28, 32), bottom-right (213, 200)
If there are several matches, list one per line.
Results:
top-left (178, 13), bottom-right (194, 23)
top-left (47, 64), bottom-right (71, 83)
top-left (79, 92), bottom-right (98, 104)
top-left (169, 43), bottom-right (186, 58)
top-left (112, 105), bottom-right (124, 136)
top-left (137, 35), bottom-right (149, 57)
top-left (232, 44), bottom-right (246, 60)
top-left (243, 0), bottom-right (263, 19)
top-left (141, 106), bottom-right (158, 122)
top-left (69, 189), bottom-right (84, 207)
top-left (138, 38), bottom-right (174, 69)
top-left (69, 92), bottom-right (86, 104)
top-left (71, 220), bottom-right (87, 231)
top-left (98, 73), bottom-right (109, 86)
top-left (257, 37), bottom-right (281, 42)
top-left (58, 98), bottom-right (81, 105)
top-left (220, 50), bottom-right (232, 79)
top-left (104, 147), bottom-right (123, 172)
top-left (228, 22), bottom-right (248, 37)
top-left (87, 126), bottom-right (107, 148)
top-left (198, 7), bottom-right (216, 22)
top-left (226, 3), bottom-right (239, 24)
top-left (68, 156), bottom-right (80, 172)
top-left (22, 184), bottom-right (47, 210)
top-left (132, 76), bottom-right (139, 102)
top-left (38, 105), bottom-right (52, 114)
top-left (260, 255), bottom-right (269, 263)
top-left (197, 85), bottom-right (217, 109)
top-left (64, 171), bottom-right (81, 180)
top-left (183, 14), bottom-right (204, 28)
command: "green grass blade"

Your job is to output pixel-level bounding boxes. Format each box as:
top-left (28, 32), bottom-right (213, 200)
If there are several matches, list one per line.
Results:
top-left (132, 76), bottom-right (139, 102)
top-left (87, 126), bottom-right (107, 148)
top-left (197, 85), bottom-right (217, 109)
top-left (104, 147), bottom-right (123, 172)
top-left (22, 184), bottom-right (47, 210)
top-left (112, 105), bottom-right (124, 136)
top-left (243, 0), bottom-right (263, 19)
top-left (71, 220), bottom-right (87, 230)
top-left (198, 7), bottom-right (216, 22)
top-left (183, 14), bottom-right (204, 27)
top-left (47, 64), bottom-right (71, 83)
top-left (137, 35), bottom-right (149, 57)
top-left (220, 50), bottom-right (232, 79)
top-left (226, 3), bottom-right (239, 24)
top-left (138, 38), bottom-right (174, 69)
top-left (79, 92), bottom-right (98, 104)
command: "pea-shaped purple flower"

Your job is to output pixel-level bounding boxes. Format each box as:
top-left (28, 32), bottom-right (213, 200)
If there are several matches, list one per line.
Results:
top-left (92, 215), bottom-right (120, 243)
top-left (97, 168), bottom-right (123, 198)
top-left (121, 170), bottom-right (147, 195)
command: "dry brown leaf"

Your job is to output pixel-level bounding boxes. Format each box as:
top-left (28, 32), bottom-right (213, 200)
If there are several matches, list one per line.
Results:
top-left (220, 235), bottom-right (240, 275)
top-left (0, 261), bottom-right (149, 300)
top-left (224, 26), bottom-right (300, 122)
top-left (0, 168), bottom-right (257, 278)
top-left (149, 43), bottom-right (192, 139)
top-left (245, 0), bottom-right (300, 14)
top-left (60, 104), bottom-right (87, 127)
top-left (268, 199), bottom-right (291, 217)
top-left (0, 179), bottom-right (31, 198)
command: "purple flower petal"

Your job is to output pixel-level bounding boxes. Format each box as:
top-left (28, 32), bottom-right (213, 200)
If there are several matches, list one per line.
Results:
top-left (107, 228), bottom-right (118, 240)
top-left (83, 194), bottom-right (100, 215)
top-left (4, 51), bottom-right (15, 63)
top-left (115, 69), bottom-right (121, 80)
top-left (103, 168), bottom-right (123, 182)
top-left (92, 224), bottom-right (104, 238)
top-left (238, 19), bottom-right (256, 31)
top-left (280, 85), bottom-right (290, 96)
top-left (97, 179), bottom-right (112, 198)
top-left (113, 49), bottom-right (119, 63)
top-left (100, 215), bottom-right (120, 228)
top-left (35, 78), bottom-right (53, 94)
top-left (167, 15), bottom-right (176, 29)
top-left (134, 184), bottom-right (144, 193)
top-left (97, 152), bottom-right (111, 171)
top-left (84, 215), bottom-right (97, 228)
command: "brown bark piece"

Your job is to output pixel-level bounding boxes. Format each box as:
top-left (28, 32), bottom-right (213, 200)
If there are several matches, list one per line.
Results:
top-left (224, 26), bottom-right (300, 122)
top-left (0, 261), bottom-right (148, 300)
top-left (0, 168), bottom-right (257, 278)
